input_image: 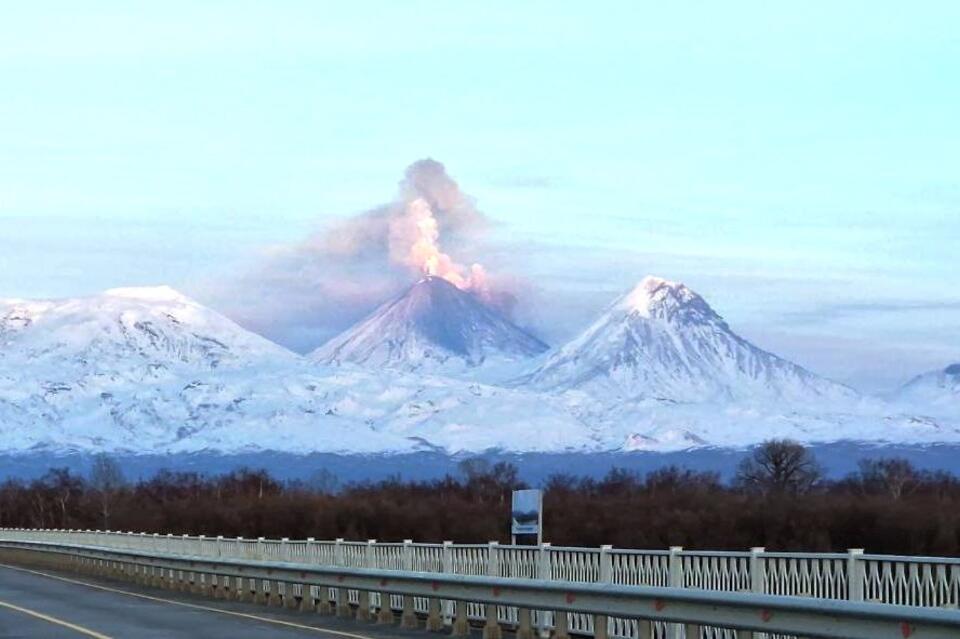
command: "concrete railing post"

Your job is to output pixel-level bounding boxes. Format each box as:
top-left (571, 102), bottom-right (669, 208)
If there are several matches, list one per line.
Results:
top-left (300, 538), bottom-right (316, 612)
top-left (164, 534), bottom-right (174, 588)
top-left (335, 538), bottom-right (350, 617)
top-left (400, 539), bottom-right (417, 628)
top-left (356, 540), bottom-right (374, 621)
top-left (427, 543), bottom-right (444, 630)
top-left (254, 538), bottom-right (268, 604)
top-left (196, 536), bottom-right (209, 595)
top-left (277, 538), bottom-right (292, 608)
top-left (442, 541), bottom-right (456, 627)
top-left (483, 541), bottom-right (502, 639)
top-left (744, 547), bottom-right (767, 639)
top-left (311, 538), bottom-right (329, 613)
top-left (212, 536), bottom-right (225, 599)
top-left (848, 549), bottom-right (865, 602)
top-left (181, 534), bottom-right (192, 592)
top-left (377, 539), bottom-right (395, 625)
top-left (237, 537), bottom-right (252, 602)
top-left (668, 547), bottom-right (684, 639)
top-left (593, 545), bottom-right (613, 639)
top-left (449, 540), bottom-right (470, 637)
top-left (137, 533), bottom-right (148, 585)
top-left (537, 542), bottom-right (552, 639)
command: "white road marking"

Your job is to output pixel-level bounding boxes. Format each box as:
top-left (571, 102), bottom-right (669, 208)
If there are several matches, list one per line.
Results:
top-left (0, 563), bottom-right (380, 639)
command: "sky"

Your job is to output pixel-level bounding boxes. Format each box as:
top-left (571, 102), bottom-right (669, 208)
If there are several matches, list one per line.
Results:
top-left (1, 2), bottom-right (958, 393)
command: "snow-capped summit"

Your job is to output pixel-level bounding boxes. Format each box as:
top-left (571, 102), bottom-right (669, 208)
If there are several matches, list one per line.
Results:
top-left (0, 285), bottom-right (295, 380)
top-left (102, 285), bottom-right (195, 304)
top-left (311, 276), bottom-right (548, 374)
top-left (894, 363), bottom-right (960, 411)
top-left (525, 276), bottom-right (855, 404)
top-left (615, 276), bottom-right (719, 323)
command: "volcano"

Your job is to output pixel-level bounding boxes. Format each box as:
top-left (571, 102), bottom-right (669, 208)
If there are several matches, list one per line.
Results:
top-left (311, 276), bottom-right (549, 373)
top-left (525, 276), bottom-right (856, 404)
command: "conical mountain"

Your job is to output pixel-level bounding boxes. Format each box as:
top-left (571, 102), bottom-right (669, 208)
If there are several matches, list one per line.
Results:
top-left (311, 276), bottom-right (548, 372)
top-left (526, 276), bottom-right (855, 403)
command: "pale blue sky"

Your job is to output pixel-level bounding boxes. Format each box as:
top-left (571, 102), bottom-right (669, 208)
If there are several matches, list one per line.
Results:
top-left (1, 2), bottom-right (958, 391)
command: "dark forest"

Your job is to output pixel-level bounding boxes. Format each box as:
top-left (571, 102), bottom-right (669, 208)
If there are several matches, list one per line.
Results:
top-left (2, 441), bottom-right (957, 556)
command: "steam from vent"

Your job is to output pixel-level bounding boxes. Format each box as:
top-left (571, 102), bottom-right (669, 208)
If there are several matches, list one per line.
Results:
top-left (220, 159), bottom-right (522, 351)
top-left (390, 197), bottom-right (490, 294)
top-left (322, 158), bottom-right (498, 302)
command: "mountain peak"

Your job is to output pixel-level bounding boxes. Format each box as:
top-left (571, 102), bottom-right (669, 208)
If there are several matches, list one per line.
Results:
top-left (945, 363), bottom-right (960, 376)
top-left (312, 276), bottom-right (548, 372)
top-left (102, 285), bottom-right (194, 305)
top-left (527, 276), bottom-right (853, 404)
top-left (615, 275), bottom-right (718, 325)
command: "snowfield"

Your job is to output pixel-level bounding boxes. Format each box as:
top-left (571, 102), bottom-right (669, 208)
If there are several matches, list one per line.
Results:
top-left (0, 280), bottom-right (957, 456)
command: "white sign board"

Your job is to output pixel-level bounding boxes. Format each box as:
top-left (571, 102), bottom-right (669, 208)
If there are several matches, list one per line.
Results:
top-left (511, 489), bottom-right (542, 538)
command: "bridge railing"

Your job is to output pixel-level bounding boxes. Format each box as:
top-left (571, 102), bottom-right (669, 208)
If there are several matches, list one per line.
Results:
top-left (2, 534), bottom-right (960, 639)
top-left (1, 529), bottom-right (958, 624)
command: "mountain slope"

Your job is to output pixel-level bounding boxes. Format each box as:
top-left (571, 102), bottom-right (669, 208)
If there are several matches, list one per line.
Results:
top-left (525, 276), bottom-right (855, 404)
top-left (311, 276), bottom-right (548, 373)
top-left (895, 363), bottom-right (960, 411)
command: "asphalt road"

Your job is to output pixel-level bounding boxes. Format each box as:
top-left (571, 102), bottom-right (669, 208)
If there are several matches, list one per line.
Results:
top-left (0, 563), bottom-right (427, 638)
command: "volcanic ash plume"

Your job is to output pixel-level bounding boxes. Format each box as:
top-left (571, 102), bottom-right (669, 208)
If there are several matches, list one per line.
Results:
top-left (221, 158), bottom-right (521, 351)
top-left (389, 196), bottom-right (490, 296)
top-left (323, 158), bottom-right (496, 301)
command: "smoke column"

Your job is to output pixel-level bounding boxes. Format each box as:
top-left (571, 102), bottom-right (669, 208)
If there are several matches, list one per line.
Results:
top-left (219, 159), bottom-right (519, 351)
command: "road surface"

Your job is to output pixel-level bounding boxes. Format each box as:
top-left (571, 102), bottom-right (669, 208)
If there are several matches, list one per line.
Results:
top-left (0, 563), bottom-right (427, 638)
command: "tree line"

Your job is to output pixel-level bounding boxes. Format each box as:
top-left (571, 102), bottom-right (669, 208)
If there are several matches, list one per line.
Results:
top-left (1, 441), bottom-right (957, 556)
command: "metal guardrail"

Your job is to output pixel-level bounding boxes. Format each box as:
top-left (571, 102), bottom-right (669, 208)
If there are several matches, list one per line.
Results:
top-left (3, 529), bottom-right (959, 610)
top-left (2, 528), bottom-right (960, 638)
top-left (1, 539), bottom-right (959, 639)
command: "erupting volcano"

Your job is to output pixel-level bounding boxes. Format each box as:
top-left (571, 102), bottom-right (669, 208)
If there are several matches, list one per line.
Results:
top-left (310, 276), bottom-right (548, 374)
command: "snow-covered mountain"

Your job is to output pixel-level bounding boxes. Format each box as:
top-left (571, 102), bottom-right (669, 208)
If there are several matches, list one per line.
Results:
top-left (525, 276), bottom-right (855, 404)
top-left (0, 281), bottom-right (957, 457)
top-left (894, 363), bottom-right (960, 412)
top-left (0, 285), bottom-right (584, 455)
top-left (0, 286), bottom-right (295, 378)
top-left (311, 276), bottom-right (548, 376)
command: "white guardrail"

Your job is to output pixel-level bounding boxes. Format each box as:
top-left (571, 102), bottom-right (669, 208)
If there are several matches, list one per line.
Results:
top-left (1, 529), bottom-right (960, 639)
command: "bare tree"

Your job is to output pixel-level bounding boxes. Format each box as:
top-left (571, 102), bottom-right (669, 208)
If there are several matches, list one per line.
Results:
top-left (735, 439), bottom-right (822, 495)
top-left (89, 454), bottom-right (125, 529)
top-left (30, 469), bottom-right (84, 529)
top-left (857, 458), bottom-right (919, 500)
